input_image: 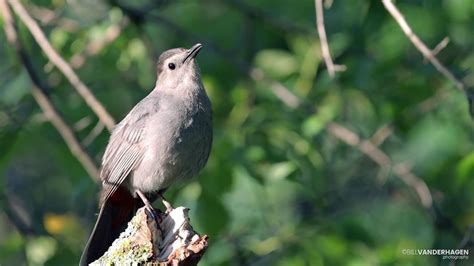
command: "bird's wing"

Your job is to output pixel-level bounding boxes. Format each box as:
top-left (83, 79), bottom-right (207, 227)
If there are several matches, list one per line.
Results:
top-left (99, 99), bottom-right (156, 206)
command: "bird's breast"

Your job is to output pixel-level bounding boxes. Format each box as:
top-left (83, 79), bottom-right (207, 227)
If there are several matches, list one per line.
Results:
top-left (130, 99), bottom-right (212, 193)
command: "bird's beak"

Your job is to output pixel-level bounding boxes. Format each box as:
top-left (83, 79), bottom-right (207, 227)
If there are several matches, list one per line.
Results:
top-left (182, 43), bottom-right (203, 64)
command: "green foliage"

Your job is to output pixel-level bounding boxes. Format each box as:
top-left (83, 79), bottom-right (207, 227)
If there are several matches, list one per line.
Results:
top-left (1, 0), bottom-right (474, 265)
top-left (26, 237), bottom-right (58, 266)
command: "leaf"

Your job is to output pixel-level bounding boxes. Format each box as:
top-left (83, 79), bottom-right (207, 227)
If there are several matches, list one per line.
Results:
top-left (255, 49), bottom-right (298, 79)
top-left (302, 92), bottom-right (341, 137)
top-left (26, 236), bottom-right (58, 266)
top-left (456, 152), bottom-right (474, 186)
top-left (195, 192), bottom-right (229, 237)
top-left (263, 161), bottom-right (296, 181)
top-left (445, 0), bottom-right (472, 22)
top-left (396, 116), bottom-right (467, 174)
top-left (0, 71), bottom-right (30, 105)
top-left (0, 232), bottom-right (24, 259)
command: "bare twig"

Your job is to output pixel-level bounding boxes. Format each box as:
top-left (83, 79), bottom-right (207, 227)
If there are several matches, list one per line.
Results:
top-left (314, 0), bottom-right (346, 78)
top-left (382, 0), bottom-right (465, 92)
top-left (250, 68), bottom-right (301, 109)
top-left (449, 224), bottom-right (474, 266)
top-left (457, 224), bottom-right (474, 249)
top-left (82, 121), bottom-right (105, 146)
top-left (28, 4), bottom-right (78, 32)
top-left (2, 190), bottom-right (35, 236)
top-left (392, 163), bottom-right (432, 208)
top-left (370, 124), bottom-right (393, 146)
top-left (327, 123), bottom-right (433, 208)
top-left (324, 0), bottom-right (333, 8)
top-left (33, 90), bottom-right (100, 179)
top-left (0, 0), bottom-right (100, 180)
top-left (416, 88), bottom-right (450, 114)
top-left (327, 123), bottom-right (391, 165)
top-left (423, 37), bottom-right (449, 64)
top-left (7, 0), bottom-right (116, 131)
top-left (74, 116), bottom-right (93, 131)
top-left (71, 18), bottom-right (127, 68)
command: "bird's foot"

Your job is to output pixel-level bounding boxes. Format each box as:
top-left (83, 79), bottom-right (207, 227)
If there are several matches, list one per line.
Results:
top-left (144, 205), bottom-right (158, 221)
top-left (136, 190), bottom-right (162, 227)
top-left (159, 194), bottom-right (173, 214)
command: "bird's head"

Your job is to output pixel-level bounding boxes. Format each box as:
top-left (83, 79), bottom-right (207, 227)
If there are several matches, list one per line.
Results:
top-left (155, 43), bottom-right (203, 89)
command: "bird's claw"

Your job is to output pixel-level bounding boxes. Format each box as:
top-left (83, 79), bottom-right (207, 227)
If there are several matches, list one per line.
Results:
top-left (160, 194), bottom-right (173, 214)
top-left (144, 205), bottom-right (158, 221)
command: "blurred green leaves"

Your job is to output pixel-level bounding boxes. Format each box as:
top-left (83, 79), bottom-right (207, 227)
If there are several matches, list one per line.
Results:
top-left (445, 0), bottom-right (473, 22)
top-left (0, 231), bottom-right (24, 262)
top-left (398, 115), bottom-right (467, 174)
top-left (255, 49), bottom-right (299, 79)
top-left (0, 71), bottom-right (30, 106)
top-left (196, 190), bottom-right (230, 238)
top-left (1, 0), bottom-right (474, 265)
top-left (26, 237), bottom-right (57, 266)
top-left (456, 152), bottom-right (474, 186)
top-left (302, 91), bottom-right (341, 137)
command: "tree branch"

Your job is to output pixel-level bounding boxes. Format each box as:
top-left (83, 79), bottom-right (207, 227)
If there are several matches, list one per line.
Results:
top-left (450, 224), bottom-right (474, 266)
top-left (327, 122), bottom-right (433, 208)
top-left (7, 0), bottom-right (116, 131)
top-left (423, 37), bottom-right (449, 64)
top-left (381, 0), bottom-right (466, 92)
top-left (314, 0), bottom-right (346, 78)
top-left (82, 120), bottom-right (105, 147)
top-left (250, 68), bottom-right (301, 109)
top-left (70, 17), bottom-right (128, 69)
top-left (0, 0), bottom-right (100, 180)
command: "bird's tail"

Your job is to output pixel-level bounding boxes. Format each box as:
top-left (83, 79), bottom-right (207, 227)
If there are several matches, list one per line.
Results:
top-left (80, 188), bottom-right (139, 266)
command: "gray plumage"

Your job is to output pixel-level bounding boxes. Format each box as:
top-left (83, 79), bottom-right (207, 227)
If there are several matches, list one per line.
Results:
top-left (100, 46), bottom-right (212, 204)
top-left (80, 43), bottom-right (212, 265)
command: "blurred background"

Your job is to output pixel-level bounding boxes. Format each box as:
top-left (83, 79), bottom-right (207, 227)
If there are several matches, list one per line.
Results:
top-left (1, 0), bottom-right (474, 265)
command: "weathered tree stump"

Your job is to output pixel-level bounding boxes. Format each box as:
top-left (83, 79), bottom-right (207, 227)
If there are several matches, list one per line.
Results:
top-left (91, 207), bottom-right (208, 265)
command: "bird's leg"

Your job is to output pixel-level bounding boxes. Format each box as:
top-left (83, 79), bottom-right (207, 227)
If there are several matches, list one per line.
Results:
top-left (136, 190), bottom-right (159, 222)
top-left (159, 193), bottom-right (173, 214)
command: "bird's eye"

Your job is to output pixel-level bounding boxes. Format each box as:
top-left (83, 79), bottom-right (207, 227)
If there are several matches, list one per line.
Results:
top-left (168, 63), bottom-right (176, 70)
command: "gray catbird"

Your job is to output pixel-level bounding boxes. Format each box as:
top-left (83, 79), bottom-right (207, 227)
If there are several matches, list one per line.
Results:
top-left (80, 43), bottom-right (212, 265)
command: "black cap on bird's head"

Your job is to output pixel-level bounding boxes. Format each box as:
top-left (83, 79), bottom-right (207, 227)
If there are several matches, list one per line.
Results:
top-left (156, 44), bottom-right (203, 88)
